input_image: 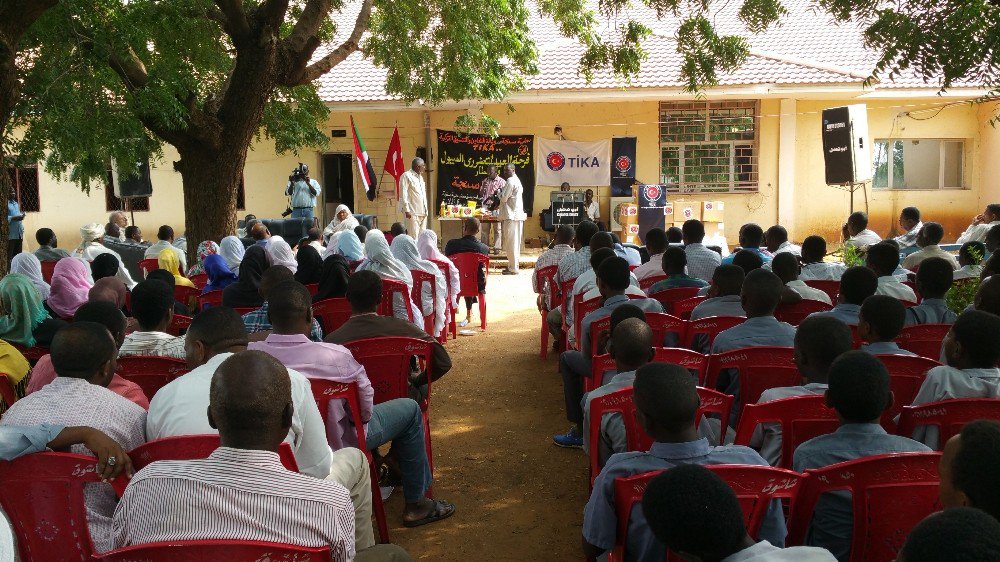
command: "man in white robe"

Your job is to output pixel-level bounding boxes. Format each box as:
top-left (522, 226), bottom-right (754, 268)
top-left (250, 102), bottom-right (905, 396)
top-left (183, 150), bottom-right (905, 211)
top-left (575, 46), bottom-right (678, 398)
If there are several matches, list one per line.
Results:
top-left (499, 164), bottom-right (526, 275)
top-left (398, 158), bottom-right (428, 238)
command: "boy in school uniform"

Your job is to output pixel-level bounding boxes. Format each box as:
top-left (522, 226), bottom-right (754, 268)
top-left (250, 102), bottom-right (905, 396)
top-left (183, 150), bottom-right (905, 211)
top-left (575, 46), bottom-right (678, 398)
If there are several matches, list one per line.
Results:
top-left (806, 266), bottom-right (878, 326)
top-left (689, 265), bottom-right (747, 321)
top-left (857, 295), bottom-right (917, 356)
top-left (953, 241), bottom-right (986, 280)
top-left (866, 242), bottom-right (918, 302)
top-left (938, 420), bottom-right (1000, 521)
top-left (799, 236), bottom-right (846, 281)
top-left (904, 257), bottom-right (959, 326)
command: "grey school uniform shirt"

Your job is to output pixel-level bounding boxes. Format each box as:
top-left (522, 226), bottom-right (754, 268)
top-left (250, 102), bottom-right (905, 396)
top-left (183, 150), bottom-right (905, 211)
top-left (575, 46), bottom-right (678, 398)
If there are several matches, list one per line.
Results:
top-left (908, 365), bottom-right (1000, 448)
top-left (904, 298), bottom-right (958, 326)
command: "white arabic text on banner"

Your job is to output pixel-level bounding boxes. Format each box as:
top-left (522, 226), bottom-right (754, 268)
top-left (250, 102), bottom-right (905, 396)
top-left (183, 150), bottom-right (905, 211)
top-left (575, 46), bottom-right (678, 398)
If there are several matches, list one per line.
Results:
top-left (535, 138), bottom-right (611, 187)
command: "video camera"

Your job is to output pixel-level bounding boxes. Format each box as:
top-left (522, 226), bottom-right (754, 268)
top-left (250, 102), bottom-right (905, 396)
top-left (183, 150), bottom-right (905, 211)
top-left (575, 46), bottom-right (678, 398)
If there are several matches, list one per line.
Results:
top-left (289, 162), bottom-right (309, 183)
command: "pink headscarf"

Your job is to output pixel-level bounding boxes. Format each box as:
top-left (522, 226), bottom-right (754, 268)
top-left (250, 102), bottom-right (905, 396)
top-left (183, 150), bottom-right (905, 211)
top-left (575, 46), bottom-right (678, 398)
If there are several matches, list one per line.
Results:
top-left (46, 258), bottom-right (93, 319)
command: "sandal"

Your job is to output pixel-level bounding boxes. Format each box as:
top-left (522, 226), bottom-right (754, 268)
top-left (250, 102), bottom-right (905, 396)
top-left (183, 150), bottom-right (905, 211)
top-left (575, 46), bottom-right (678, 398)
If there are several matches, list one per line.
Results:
top-left (402, 499), bottom-right (456, 528)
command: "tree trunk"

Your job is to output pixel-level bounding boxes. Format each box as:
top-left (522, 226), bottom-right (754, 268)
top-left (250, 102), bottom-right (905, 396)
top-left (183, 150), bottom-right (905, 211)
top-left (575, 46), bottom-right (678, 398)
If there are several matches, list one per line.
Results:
top-left (0, 151), bottom-right (10, 275)
top-left (175, 142), bottom-right (247, 264)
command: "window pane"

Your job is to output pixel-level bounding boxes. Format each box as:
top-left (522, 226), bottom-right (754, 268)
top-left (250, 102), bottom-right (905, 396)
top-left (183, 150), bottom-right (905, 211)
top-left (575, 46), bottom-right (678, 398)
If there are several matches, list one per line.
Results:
top-left (873, 141), bottom-right (889, 189)
top-left (660, 108), bottom-right (706, 143)
top-left (683, 144), bottom-right (731, 187)
top-left (900, 139), bottom-right (941, 189)
top-left (709, 108), bottom-right (755, 141)
top-left (943, 141), bottom-right (963, 187)
top-left (660, 146), bottom-right (680, 185)
top-left (659, 101), bottom-right (758, 192)
top-left (891, 140), bottom-right (906, 189)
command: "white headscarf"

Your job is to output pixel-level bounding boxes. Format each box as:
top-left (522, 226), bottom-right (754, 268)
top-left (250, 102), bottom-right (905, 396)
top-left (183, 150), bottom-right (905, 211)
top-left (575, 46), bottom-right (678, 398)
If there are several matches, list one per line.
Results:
top-left (220, 235), bottom-right (246, 273)
top-left (323, 231), bottom-right (345, 260)
top-left (417, 229), bottom-right (460, 309)
top-left (323, 204), bottom-right (360, 239)
top-left (75, 223), bottom-right (104, 254)
top-left (10, 253), bottom-right (51, 300)
top-left (391, 234), bottom-right (448, 335)
top-left (265, 235), bottom-right (297, 273)
top-left (357, 230), bottom-right (420, 322)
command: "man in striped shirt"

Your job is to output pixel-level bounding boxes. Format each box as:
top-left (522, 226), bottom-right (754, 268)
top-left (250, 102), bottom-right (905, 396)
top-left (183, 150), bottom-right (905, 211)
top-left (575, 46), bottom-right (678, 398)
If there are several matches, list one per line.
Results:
top-left (113, 350), bottom-right (410, 561)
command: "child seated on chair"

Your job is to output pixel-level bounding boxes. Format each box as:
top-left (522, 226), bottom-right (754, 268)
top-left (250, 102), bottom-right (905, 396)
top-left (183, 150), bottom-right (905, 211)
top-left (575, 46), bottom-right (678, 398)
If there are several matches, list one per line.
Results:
top-left (645, 247), bottom-right (708, 294)
top-left (905, 257), bottom-right (958, 326)
top-left (857, 295), bottom-right (917, 356)
top-left (806, 266), bottom-right (878, 326)
top-left (866, 242), bottom-right (918, 302)
top-left (792, 351), bottom-right (931, 562)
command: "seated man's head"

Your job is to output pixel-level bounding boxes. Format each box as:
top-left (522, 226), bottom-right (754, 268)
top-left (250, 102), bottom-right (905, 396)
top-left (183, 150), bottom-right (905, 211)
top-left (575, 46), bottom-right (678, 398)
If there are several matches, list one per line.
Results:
top-left (642, 465), bottom-right (752, 562)
top-left (916, 222), bottom-right (945, 248)
top-left (461, 217), bottom-right (480, 237)
top-left (800, 235), bottom-right (827, 264)
top-left (596, 256), bottom-right (631, 298)
top-left (737, 223), bottom-right (764, 250)
top-left (730, 250), bottom-right (763, 275)
top-left (130, 280), bottom-right (175, 332)
top-left (209, 350), bottom-right (294, 451)
top-left (681, 220), bottom-right (705, 245)
top-left (661, 247), bottom-right (687, 276)
top-left (973, 275), bottom-right (1000, 315)
top-left (346, 270), bottom-right (383, 314)
top-left (846, 211), bottom-right (869, 236)
top-left (307, 227), bottom-right (322, 242)
top-left (609, 303), bottom-right (646, 332)
top-left (250, 222), bottom-right (270, 241)
top-left (959, 241), bottom-right (987, 268)
top-left (589, 231), bottom-right (614, 254)
top-left (764, 225), bottom-right (789, 253)
top-left (898, 508), bottom-right (1000, 562)
top-left (105, 222), bottom-right (121, 238)
top-left (865, 242), bottom-right (900, 277)
top-left (90, 253), bottom-right (120, 282)
top-left (839, 266), bottom-right (879, 305)
top-left (740, 269), bottom-right (783, 318)
top-left (985, 225), bottom-right (1000, 254)
top-left (915, 257), bottom-right (954, 300)
top-left (709, 265), bottom-right (745, 298)
top-left (983, 203), bottom-right (1000, 223)
top-left (354, 225), bottom-right (369, 241)
top-left (666, 227), bottom-right (683, 245)
top-left (574, 220), bottom-right (598, 249)
top-left (939, 420), bottom-right (1000, 520)
top-left (125, 225), bottom-right (142, 243)
top-left (608, 317), bottom-right (654, 372)
top-left (391, 222), bottom-right (407, 237)
top-left (157, 225), bottom-right (174, 242)
top-left (769, 252), bottom-right (799, 284)
top-left (267, 281), bottom-right (314, 336)
top-left (589, 247), bottom-right (616, 274)
top-left (825, 350), bottom-right (893, 424)
top-left (185, 307), bottom-right (249, 369)
top-left (858, 295), bottom-right (907, 343)
top-left (35, 227), bottom-right (57, 248)
top-left (941, 310), bottom-right (1000, 369)
top-left (110, 211), bottom-right (128, 229)
top-left (794, 316), bottom-right (853, 384)
top-left (644, 228), bottom-right (667, 256)
top-left (259, 265), bottom-right (294, 300)
top-left (899, 207), bottom-right (920, 232)
top-left (51, 322), bottom-right (118, 387)
top-left (555, 225), bottom-right (575, 246)
top-left (634, 362), bottom-right (701, 442)
top-left (74, 301), bottom-right (128, 348)
top-left (244, 213), bottom-right (257, 223)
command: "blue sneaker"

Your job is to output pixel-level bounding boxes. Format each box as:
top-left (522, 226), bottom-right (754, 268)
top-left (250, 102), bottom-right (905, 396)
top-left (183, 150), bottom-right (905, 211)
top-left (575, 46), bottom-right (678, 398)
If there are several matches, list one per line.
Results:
top-left (553, 427), bottom-right (583, 448)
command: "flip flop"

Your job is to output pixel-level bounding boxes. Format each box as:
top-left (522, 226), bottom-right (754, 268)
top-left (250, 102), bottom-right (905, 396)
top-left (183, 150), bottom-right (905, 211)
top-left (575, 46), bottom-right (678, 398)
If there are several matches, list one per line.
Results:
top-left (402, 499), bottom-right (457, 528)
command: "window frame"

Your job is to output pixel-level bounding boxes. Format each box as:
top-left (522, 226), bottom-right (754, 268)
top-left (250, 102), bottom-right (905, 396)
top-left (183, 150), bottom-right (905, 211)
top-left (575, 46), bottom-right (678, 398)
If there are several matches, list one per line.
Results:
top-left (6, 163), bottom-right (41, 212)
top-left (871, 137), bottom-right (967, 191)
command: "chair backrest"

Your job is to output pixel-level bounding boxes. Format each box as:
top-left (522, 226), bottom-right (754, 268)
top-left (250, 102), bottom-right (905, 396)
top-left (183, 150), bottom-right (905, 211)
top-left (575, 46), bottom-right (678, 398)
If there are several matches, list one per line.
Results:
top-left (875, 354), bottom-right (940, 427)
top-left (638, 274), bottom-right (667, 290)
top-left (40, 260), bottom-right (59, 283)
top-left (428, 259), bottom-right (456, 300)
top-left (450, 252), bottom-right (489, 297)
top-left (309, 379), bottom-right (369, 446)
top-left (575, 294), bottom-right (602, 347)
top-left (773, 300), bottom-right (833, 325)
top-left (343, 337), bottom-right (433, 408)
top-left (896, 399), bottom-right (1000, 450)
top-left (803, 280), bottom-right (840, 303)
top-left (129, 435), bottom-right (298, 472)
top-left (734, 395), bottom-right (839, 469)
top-left (787, 453), bottom-right (942, 561)
top-left (174, 285), bottom-right (200, 307)
top-left (410, 269), bottom-right (438, 333)
top-left (649, 287), bottom-right (703, 315)
top-left (97, 541), bottom-right (331, 562)
top-left (0, 374), bottom-right (18, 410)
top-left (313, 297), bottom-right (353, 334)
top-left (902, 280), bottom-right (921, 302)
top-left (116, 356), bottom-right (189, 400)
top-left (8, 342), bottom-right (49, 364)
top-left (304, 282), bottom-right (319, 296)
top-left (695, 387), bottom-right (734, 440)
top-left (379, 278), bottom-right (414, 322)
top-left (535, 265), bottom-right (560, 310)
top-left (681, 316), bottom-right (746, 349)
top-left (653, 347), bottom-right (710, 384)
top-left (705, 347), bottom-right (798, 414)
top-left (188, 273), bottom-right (208, 289)
top-left (166, 314), bottom-right (193, 337)
top-left (138, 258), bottom-right (160, 278)
top-left (589, 317), bottom-right (612, 359)
top-left (197, 290), bottom-right (223, 311)
top-left (0, 452), bottom-right (105, 561)
top-left (646, 313), bottom-right (688, 347)
top-left (672, 296), bottom-right (706, 320)
top-left (896, 324), bottom-right (952, 359)
top-left (558, 278), bottom-right (577, 331)
top-left (349, 259), bottom-right (364, 273)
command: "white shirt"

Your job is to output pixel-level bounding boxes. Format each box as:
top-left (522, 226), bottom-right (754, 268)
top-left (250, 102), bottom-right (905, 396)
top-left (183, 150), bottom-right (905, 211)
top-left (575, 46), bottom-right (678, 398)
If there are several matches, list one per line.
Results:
top-left (397, 170), bottom-right (428, 216)
top-left (684, 243), bottom-right (722, 282)
top-left (286, 178), bottom-right (322, 209)
top-left (954, 264), bottom-right (984, 280)
top-left (772, 241), bottom-right (801, 256)
top-left (957, 220), bottom-right (1000, 244)
top-left (785, 280), bottom-right (832, 305)
top-left (119, 331), bottom-right (187, 360)
top-left (499, 174), bottom-right (526, 221)
top-left (144, 240), bottom-right (188, 273)
top-left (847, 229), bottom-right (882, 248)
top-left (902, 245), bottom-right (959, 270)
top-left (585, 200), bottom-right (600, 221)
top-left (799, 262), bottom-right (846, 281)
top-left (875, 275), bottom-right (917, 302)
top-left (146, 352), bottom-right (334, 479)
top-left (721, 541), bottom-right (837, 562)
top-left (633, 253), bottom-right (664, 281)
top-left (75, 243), bottom-right (137, 289)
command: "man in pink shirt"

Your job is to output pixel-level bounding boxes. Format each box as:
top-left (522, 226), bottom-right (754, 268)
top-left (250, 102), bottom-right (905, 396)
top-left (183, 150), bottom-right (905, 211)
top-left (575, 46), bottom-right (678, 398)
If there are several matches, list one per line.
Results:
top-left (249, 280), bottom-right (455, 529)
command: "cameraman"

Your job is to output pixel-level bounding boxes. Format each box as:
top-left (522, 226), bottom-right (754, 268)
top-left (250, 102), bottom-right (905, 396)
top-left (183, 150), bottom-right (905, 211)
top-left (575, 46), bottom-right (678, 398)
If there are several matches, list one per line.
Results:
top-left (285, 163), bottom-right (321, 220)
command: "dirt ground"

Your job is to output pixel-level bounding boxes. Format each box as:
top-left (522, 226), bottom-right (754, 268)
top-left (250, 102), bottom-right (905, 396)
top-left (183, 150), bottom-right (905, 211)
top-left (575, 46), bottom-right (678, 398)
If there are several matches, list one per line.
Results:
top-left (385, 268), bottom-right (589, 560)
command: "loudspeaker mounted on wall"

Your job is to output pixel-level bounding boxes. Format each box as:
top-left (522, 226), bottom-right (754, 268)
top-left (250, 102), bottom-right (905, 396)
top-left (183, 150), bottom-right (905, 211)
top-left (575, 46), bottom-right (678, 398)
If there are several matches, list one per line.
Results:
top-left (821, 104), bottom-right (872, 185)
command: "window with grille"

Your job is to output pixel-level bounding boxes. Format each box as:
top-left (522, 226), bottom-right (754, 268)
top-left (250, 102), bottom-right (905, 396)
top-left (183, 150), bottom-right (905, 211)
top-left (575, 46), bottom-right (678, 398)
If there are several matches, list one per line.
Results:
top-left (6, 165), bottom-right (40, 212)
top-left (105, 169), bottom-right (150, 212)
top-left (659, 101), bottom-right (759, 193)
top-left (872, 139), bottom-right (965, 190)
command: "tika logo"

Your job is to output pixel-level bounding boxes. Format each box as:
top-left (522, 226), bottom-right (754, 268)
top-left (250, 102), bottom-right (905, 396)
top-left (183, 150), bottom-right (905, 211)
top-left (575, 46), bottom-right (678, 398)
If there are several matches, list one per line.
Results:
top-left (615, 155), bottom-right (632, 173)
top-left (546, 151), bottom-right (566, 171)
top-left (548, 152), bottom-right (601, 171)
top-left (644, 185), bottom-right (662, 202)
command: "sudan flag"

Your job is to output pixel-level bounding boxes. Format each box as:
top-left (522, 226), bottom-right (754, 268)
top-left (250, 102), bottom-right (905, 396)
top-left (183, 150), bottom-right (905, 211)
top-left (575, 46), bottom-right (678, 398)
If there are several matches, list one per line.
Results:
top-left (352, 116), bottom-right (377, 201)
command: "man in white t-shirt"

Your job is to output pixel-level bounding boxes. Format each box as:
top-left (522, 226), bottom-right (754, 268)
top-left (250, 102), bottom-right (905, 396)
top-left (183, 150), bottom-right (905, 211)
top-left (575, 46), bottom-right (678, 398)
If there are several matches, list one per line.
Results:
top-left (398, 158), bottom-right (428, 238)
top-left (584, 189), bottom-right (599, 223)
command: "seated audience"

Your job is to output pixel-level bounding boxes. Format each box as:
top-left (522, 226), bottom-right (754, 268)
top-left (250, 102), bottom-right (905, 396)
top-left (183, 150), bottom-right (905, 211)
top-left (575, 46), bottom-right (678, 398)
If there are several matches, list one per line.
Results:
top-left (591, 303), bottom-right (647, 358)
top-left (202, 254), bottom-right (238, 293)
top-left (305, 227), bottom-right (325, 253)
top-left (721, 223), bottom-right (771, 265)
top-left (731, 248), bottom-right (764, 274)
top-left (335, 230), bottom-right (365, 262)
top-left (73, 223), bottom-right (136, 289)
top-left (158, 247), bottom-right (195, 289)
top-left (666, 226), bottom-right (683, 245)
top-left (898, 508), bottom-right (1000, 562)
top-left (186, 240), bottom-right (219, 277)
top-left (10, 253), bottom-right (51, 299)
top-left (390, 222), bottom-right (407, 239)
top-left (938, 419), bottom-right (1000, 520)
top-left (249, 282), bottom-right (455, 528)
top-left (771, 252), bottom-right (832, 305)
top-left (249, 221), bottom-right (272, 246)
top-left (892, 206), bottom-right (923, 250)
top-left (690, 265), bottom-right (747, 321)
top-left (954, 241), bottom-right (986, 280)
top-left (0, 273), bottom-right (65, 348)
top-left (144, 225), bottom-right (187, 273)
top-left (444, 218), bottom-right (490, 327)
top-left (973, 275), bottom-right (1000, 315)
top-left (808, 266), bottom-right (878, 326)
top-left (322, 203), bottom-right (360, 240)
top-left (986, 224), bottom-right (1000, 255)
top-left (118, 280), bottom-right (185, 359)
top-left (682, 219), bottom-right (722, 282)
top-left (242, 266), bottom-right (323, 341)
top-left (219, 235), bottom-right (245, 274)
top-left (632, 227), bottom-right (667, 280)
top-left (265, 235), bottom-right (298, 273)
top-left (107, 211), bottom-right (128, 242)
top-left (905, 257), bottom-right (958, 326)
top-left (577, 249), bottom-right (646, 316)
top-left (313, 255), bottom-right (351, 303)
top-left (33, 227), bottom-right (71, 261)
top-left (646, 247), bottom-right (708, 293)
top-left (793, 351), bottom-right (930, 561)
top-left (146, 269), bottom-right (191, 315)
top-left (611, 233), bottom-right (641, 266)
top-left (124, 225), bottom-right (144, 245)
top-left (392, 234), bottom-right (448, 337)
top-left (866, 242), bottom-right (917, 301)
top-left (858, 295), bottom-right (916, 356)
top-left (842, 211), bottom-right (882, 248)
top-left (222, 245), bottom-right (270, 309)
top-left (354, 224), bottom-right (369, 242)
top-left (583, 363), bottom-right (786, 561)
top-left (546, 219), bottom-right (598, 335)
top-left (2, 322), bottom-right (146, 552)
top-left (565, 233), bottom-right (618, 333)
top-left (957, 203), bottom-right (1000, 244)
top-left (417, 229), bottom-right (460, 312)
top-left (765, 225), bottom-right (801, 256)
top-left (357, 230), bottom-right (422, 323)
top-left (533, 225), bottom-right (575, 329)
top-left (0, 424), bottom-right (131, 478)
top-left (799, 236), bottom-right (846, 281)
top-left (88, 278), bottom-right (135, 332)
top-left (642, 465), bottom-right (837, 562)
top-left (294, 244), bottom-right (324, 285)
top-left (750, 316), bottom-right (853, 466)
top-left (45, 257), bottom-right (93, 320)
top-left (90, 253), bottom-right (121, 282)
top-left (902, 222), bottom-right (958, 270)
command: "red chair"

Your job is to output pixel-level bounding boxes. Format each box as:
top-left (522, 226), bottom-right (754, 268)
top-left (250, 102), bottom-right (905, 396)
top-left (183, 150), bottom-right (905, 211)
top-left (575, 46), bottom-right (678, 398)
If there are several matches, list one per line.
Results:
top-left (139, 257), bottom-right (160, 277)
top-left (116, 356), bottom-right (189, 399)
top-left (896, 323), bottom-right (952, 359)
top-left (197, 290), bottom-right (223, 311)
top-left (875, 354), bottom-right (940, 429)
top-left (450, 252), bottom-right (489, 330)
top-left (648, 287), bottom-right (703, 316)
top-left (787, 453), bottom-right (942, 561)
top-left (672, 296), bottom-right (706, 320)
top-left (628, 264), bottom-right (639, 272)
top-left (574, 294), bottom-right (602, 350)
top-left (309, 379), bottom-right (390, 543)
top-left (681, 316), bottom-right (746, 351)
top-left (166, 314), bottom-right (193, 336)
top-left (97, 541), bottom-right (331, 561)
top-left (638, 274), bottom-right (667, 291)
top-left (646, 313), bottom-right (688, 347)
top-left (379, 278), bottom-right (414, 322)
top-left (188, 273), bottom-right (208, 289)
top-left (410, 269), bottom-right (438, 335)
top-left (896, 399), bottom-right (1000, 449)
top-left (430, 258), bottom-right (459, 340)
top-left (734, 395), bottom-right (839, 469)
top-left (803, 280), bottom-right (840, 303)
top-left (40, 259), bottom-right (59, 283)
top-left (536, 265), bottom-right (560, 359)
top-left (304, 282), bottom-right (319, 296)
top-left (8, 342), bottom-right (49, 364)
top-left (773, 300), bottom-right (832, 325)
top-left (0, 374), bottom-right (18, 410)
top-left (704, 347), bottom-right (797, 413)
top-left (558, 278), bottom-right (578, 353)
top-left (608, 465), bottom-right (804, 562)
top-left (129, 435), bottom-right (298, 472)
top-left (349, 259), bottom-right (364, 273)
top-left (903, 280), bottom-right (922, 302)
top-left (313, 297), bottom-right (353, 334)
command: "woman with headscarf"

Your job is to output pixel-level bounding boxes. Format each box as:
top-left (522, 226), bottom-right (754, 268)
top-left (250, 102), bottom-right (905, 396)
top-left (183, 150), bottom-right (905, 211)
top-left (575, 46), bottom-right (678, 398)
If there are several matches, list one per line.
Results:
top-left (9, 253), bottom-right (51, 300)
top-left (265, 235), bottom-right (297, 273)
top-left (89, 277), bottom-right (139, 334)
top-left (45, 257), bottom-right (93, 319)
top-left (391, 234), bottom-right (448, 336)
top-left (223, 245), bottom-right (270, 308)
top-left (322, 231), bottom-right (345, 260)
top-left (0, 274), bottom-right (65, 348)
top-left (338, 231), bottom-right (365, 262)
top-left (312, 255), bottom-right (351, 302)
top-left (158, 247), bottom-right (196, 288)
top-left (220, 235), bottom-right (246, 274)
top-left (90, 252), bottom-right (120, 282)
top-left (203, 254), bottom-right (238, 294)
top-left (187, 240), bottom-right (220, 277)
top-left (295, 245), bottom-right (324, 285)
top-left (72, 222), bottom-right (136, 289)
top-left (356, 230), bottom-right (421, 323)
top-left (323, 204), bottom-right (360, 240)
top-left (417, 229), bottom-right (460, 311)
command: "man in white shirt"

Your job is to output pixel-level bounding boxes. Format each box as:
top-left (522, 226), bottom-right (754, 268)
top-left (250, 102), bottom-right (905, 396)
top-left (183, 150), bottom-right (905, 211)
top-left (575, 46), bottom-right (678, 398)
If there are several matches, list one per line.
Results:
top-left (798, 236), bottom-right (846, 281)
top-left (584, 189), bottom-right (600, 223)
top-left (954, 241), bottom-right (986, 280)
top-left (633, 228), bottom-right (668, 281)
top-left (144, 225), bottom-right (187, 273)
top-left (867, 242), bottom-right (917, 302)
top-left (397, 158), bottom-right (428, 239)
top-left (534, 225), bottom-right (575, 314)
top-left (73, 223), bottom-right (137, 289)
top-left (285, 163), bottom-right (321, 220)
top-left (119, 280), bottom-right (187, 360)
top-left (842, 211), bottom-right (882, 248)
top-left (956, 203), bottom-right (1000, 244)
top-left (690, 265), bottom-right (747, 321)
top-left (892, 207), bottom-right (923, 250)
top-left (771, 253), bottom-right (832, 305)
top-left (682, 219), bottom-right (722, 282)
top-left (108, 211), bottom-right (128, 242)
top-left (902, 222), bottom-right (959, 270)
top-left (765, 225), bottom-right (801, 256)
top-left (498, 163), bottom-right (526, 275)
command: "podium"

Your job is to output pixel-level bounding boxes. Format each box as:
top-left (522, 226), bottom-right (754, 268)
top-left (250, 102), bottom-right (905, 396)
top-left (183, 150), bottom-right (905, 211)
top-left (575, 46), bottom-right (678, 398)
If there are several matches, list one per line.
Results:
top-left (550, 191), bottom-right (586, 227)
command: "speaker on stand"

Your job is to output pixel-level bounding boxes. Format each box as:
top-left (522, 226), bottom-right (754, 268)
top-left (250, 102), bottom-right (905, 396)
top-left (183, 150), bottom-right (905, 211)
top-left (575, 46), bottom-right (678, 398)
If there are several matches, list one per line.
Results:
top-left (112, 159), bottom-right (154, 226)
top-left (822, 104), bottom-right (871, 213)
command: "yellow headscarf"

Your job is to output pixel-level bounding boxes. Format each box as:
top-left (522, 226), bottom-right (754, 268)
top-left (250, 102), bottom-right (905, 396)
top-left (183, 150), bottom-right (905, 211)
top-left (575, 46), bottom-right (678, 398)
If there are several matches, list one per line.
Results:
top-left (158, 248), bottom-right (196, 288)
top-left (0, 339), bottom-right (31, 386)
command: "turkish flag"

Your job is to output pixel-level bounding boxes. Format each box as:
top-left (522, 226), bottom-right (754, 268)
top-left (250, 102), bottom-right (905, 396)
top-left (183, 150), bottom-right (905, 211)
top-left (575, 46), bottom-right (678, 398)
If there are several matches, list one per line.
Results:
top-left (383, 126), bottom-right (405, 198)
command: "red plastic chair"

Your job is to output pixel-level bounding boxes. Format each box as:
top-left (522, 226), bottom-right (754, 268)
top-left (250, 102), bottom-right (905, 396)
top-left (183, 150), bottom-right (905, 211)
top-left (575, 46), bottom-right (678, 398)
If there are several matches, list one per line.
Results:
top-left (8, 342), bottom-right (49, 365)
top-left (450, 252), bottom-right (489, 330)
top-left (638, 274), bottom-right (667, 291)
top-left (903, 280), bottom-right (922, 302)
top-left (608, 465), bottom-right (803, 562)
top-left (875, 354), bottom-right (940, 429)
top-left (628, 264), bottom-right (639, 272)
top-left (896, 399), bottom-right (1000, 450)
top-left (410, 269), bottom-right (438, 336)
top-left (116, 356), bottom-right (189, 400)
top-left (704, 347), bottom-right (798, 412)
top-left (574, 294), bottom-right (602, 350)
top-left (774, 300), bottom-right (833, 325)
top-left (681, 316), bottom-right (747, 351)
top-left (309, 379), bottom-right (390, 543)
top-left (803, 280), bottom-right (840, 303)
top-left (787, 453), bottom-right (942, 561)
top-left (166, 314), bottom-right (193, 336)
top-left (129, 435), bottom-right (298, 472)
top-left (40, 260), bottom-right (59, 284)
top-left (312, 297), bottom-right (353, 334)
top-left (536, 265), bottom-right (560, 359)
top-left (97, 541), bottom-right (331, 561)
top-left (430, 258), bottom-right (459, 340)
top-left (0, 374), bottom-right (18, 410)
top-left (139, 258), bottom-right (160, 277)
top-left (588, 348), bottom-right (711, 392)
top-left (349, 259), bottom-right (364, 273)
top-left (734, 395), bottom-right (840, 469)
top-left (672, 296), bottom-right (706, 320)
top-left (646, 313), bottom-right (688, 347)
top-left (188, 273), bottom-right (208, 289)
top-left (557, 278), bottom-right (578, 353)
top-left (379, 278), bottom-right (414, 322)
top-left (896, 323), bottom-right (952, 359)
top-left (648, 287), bottom-right (703, 316)
top-left (197, 290), bottom-right (223, 311)
top-left (304, 282), bottom-right (319, 296)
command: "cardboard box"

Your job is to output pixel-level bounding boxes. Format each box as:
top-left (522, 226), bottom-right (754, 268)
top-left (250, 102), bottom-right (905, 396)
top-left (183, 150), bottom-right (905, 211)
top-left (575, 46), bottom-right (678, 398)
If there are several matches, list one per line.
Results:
top-left (663, 202), bottom-right (675, 223)
top-left (672, 200), bottom-right (702, 223)
top-left (611, 198), bottom-right (638, 232)
top-left (702, 201), bottom-right (725, 223)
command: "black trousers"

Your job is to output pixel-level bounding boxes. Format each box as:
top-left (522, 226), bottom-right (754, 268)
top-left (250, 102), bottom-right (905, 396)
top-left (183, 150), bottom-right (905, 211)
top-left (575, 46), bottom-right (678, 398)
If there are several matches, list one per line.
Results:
top-left (7, 238), bottom-right (22, 268)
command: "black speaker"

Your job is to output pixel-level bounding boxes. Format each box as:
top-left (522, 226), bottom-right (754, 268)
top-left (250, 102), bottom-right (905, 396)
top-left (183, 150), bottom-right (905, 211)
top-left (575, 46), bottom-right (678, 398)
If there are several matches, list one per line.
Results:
top-left (112, 159), bottom-right (154, 198)
top-left (822, 105), bottom-right (872, 185)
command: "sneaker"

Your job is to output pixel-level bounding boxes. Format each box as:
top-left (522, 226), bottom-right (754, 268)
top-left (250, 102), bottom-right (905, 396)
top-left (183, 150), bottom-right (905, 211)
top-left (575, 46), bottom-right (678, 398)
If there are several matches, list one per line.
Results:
top-left (553, 427), bottom-right (583, 448)
top-left (458, 319), bottom-right (470, 327)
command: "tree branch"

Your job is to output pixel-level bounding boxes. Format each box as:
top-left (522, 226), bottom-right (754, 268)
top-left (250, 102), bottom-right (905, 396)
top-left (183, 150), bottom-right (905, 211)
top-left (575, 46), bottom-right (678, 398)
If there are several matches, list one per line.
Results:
top-left (256, 0), bottom-right (292, 31)
top-left (285, 0), bottom-right (372, 86)
top-left (214, 0), bottom-right (252, 39)
top-left (0, 0), bottom-right (58, 42)
top-left (107, 46), bottom-right (150, 91)
top-left (284, 0), bottom-right (333, 55)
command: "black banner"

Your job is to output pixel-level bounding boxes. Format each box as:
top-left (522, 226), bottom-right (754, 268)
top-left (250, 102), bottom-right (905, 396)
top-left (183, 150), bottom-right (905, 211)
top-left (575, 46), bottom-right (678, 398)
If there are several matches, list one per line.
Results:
top-left (436, 130), bottom-right (535, 216)
top-left (611, 137), bottom-right (637, 197)
top-left (637, 184), bottom-right (668, 244)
